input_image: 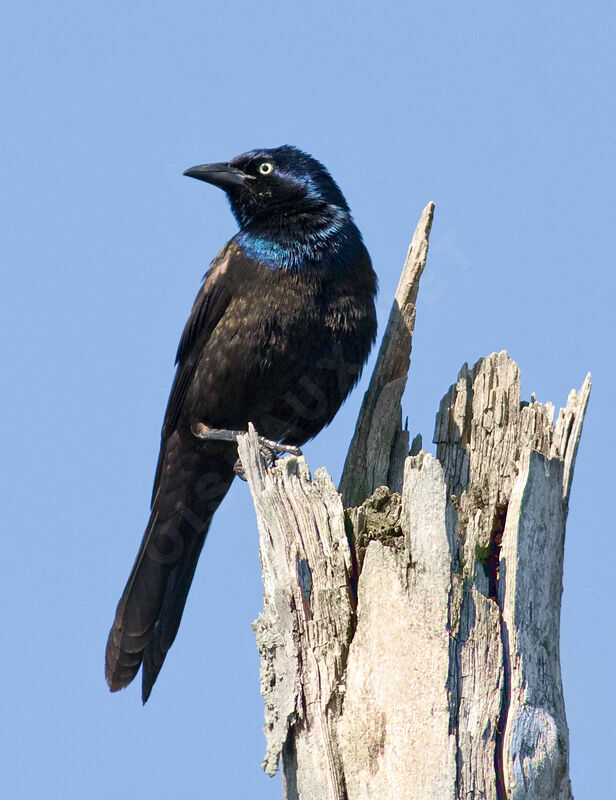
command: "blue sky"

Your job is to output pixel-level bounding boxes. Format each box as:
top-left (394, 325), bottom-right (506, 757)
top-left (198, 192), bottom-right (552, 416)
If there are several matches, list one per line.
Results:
top-left (2, 2), bottom-right (614, 797)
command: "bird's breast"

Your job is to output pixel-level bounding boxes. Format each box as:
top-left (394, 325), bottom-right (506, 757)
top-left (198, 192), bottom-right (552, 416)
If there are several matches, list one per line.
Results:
top-left (183, 254), bottom-right (376, 444)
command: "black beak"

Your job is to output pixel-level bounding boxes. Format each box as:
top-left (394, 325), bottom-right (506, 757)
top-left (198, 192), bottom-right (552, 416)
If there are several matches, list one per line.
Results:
top-left (183, 162), bottom-right (247, 190)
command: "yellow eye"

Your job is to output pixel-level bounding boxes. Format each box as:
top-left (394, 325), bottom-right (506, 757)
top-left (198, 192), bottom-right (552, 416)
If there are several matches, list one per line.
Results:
top-left (258, 161), bottom-right (274, 175)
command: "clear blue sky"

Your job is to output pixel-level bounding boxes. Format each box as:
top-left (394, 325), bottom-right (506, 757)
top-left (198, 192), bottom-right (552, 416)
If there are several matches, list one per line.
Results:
top-left (2, 2), bottom-right (613, 797)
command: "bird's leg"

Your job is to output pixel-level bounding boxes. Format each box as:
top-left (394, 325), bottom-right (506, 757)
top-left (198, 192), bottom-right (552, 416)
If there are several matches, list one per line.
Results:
top-left (191, 423), bottom-right (302, 480)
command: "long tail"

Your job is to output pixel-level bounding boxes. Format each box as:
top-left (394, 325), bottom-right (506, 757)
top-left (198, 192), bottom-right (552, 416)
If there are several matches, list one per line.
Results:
top-left (105, 439), bottom-right (235, 702)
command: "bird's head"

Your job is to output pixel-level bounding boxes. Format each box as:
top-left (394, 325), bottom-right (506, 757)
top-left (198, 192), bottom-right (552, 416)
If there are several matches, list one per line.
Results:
top-left (183, 145), bottom-right (350, 230)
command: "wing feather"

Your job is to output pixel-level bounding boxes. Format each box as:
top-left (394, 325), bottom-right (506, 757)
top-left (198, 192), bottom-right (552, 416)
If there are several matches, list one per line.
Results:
top-left (151, 244), bottom-right (233, 506)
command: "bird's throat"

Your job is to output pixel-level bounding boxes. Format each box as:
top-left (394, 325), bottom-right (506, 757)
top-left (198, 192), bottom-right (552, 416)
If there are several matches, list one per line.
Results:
top-left (235, 208), bottom-right (360, 272)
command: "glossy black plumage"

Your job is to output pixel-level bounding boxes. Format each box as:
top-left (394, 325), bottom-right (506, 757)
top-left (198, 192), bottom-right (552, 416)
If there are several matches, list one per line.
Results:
top-left (105, 145), bottom-right (377, 701)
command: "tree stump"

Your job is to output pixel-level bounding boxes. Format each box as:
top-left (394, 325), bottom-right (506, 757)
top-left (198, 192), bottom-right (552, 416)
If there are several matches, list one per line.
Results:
top-left (236, 205), bottom-right (590, 800)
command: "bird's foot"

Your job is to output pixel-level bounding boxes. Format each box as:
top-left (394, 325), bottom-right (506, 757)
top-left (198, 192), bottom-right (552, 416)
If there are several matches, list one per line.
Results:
top-left (233, 458), bottom-right (249, 481)
top-left (192, 423), bottom-right (302, 481)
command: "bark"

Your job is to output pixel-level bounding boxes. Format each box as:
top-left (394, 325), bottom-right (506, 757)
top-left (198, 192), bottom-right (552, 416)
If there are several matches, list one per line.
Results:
top-left (237, 205), bottom-right (590, 800)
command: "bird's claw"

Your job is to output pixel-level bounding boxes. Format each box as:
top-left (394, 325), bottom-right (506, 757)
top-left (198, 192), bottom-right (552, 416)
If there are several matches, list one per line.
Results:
top-left (233, 458), bottom-right (248, 481)
top-left (193, 423), bottom-right (302, 477)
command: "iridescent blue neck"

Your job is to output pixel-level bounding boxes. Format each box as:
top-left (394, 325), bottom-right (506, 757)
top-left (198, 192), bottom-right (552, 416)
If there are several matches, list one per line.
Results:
top-left (234, 208), bottom-right (363, 272)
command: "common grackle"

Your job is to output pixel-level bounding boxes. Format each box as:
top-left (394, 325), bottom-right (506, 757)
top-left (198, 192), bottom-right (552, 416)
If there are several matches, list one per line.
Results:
top-left (105, 145), bottom-right (377, 702)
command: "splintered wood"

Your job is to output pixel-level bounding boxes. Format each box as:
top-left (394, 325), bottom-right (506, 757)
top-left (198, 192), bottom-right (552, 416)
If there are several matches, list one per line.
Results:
top-left (238, 205), bottom-right (590, 800)
top-left (237, 426), bottom-right (353, 795)
top-left (339, 202), bottom-right (435, 508)
top-left (430, 352), bottom-right (589, 800)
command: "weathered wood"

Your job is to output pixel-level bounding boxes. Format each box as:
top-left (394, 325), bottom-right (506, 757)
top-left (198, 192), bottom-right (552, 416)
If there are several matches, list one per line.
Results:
top-left (238, 425), bottom-right (353, 798)
top-left (340, 454), bottom-right (459, 799)
top-left (432, 352), bottom-right (589, 800)
top-left (339, 201), bottom-right (434, 507)
top-left (238, 209), bottom-right (590, 799)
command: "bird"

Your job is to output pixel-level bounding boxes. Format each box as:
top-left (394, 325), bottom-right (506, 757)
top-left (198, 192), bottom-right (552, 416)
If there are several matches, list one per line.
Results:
top-left (105, 145), bottom-right (377, 702)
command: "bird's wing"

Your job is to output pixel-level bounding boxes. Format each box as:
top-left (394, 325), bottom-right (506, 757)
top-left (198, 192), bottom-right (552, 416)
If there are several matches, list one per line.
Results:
top-left (151, 242), bottom-right (234, 507)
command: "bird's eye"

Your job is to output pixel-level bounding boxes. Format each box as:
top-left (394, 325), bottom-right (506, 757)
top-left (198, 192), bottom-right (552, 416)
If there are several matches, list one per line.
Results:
top-left (258, 161), bottom-right (274, 175)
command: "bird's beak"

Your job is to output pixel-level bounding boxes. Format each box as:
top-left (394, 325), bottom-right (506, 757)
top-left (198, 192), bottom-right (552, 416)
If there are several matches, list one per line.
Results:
top-left (183, 162), bottom-right (247, 190)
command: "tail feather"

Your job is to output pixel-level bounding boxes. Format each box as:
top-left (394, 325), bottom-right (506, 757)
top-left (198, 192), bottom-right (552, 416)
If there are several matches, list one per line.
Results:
top-left (105, 511), bottom-right (173, 693)
top-left (141, 530), bottom-right (206, 702)
top-left (105, 512), bottom-right (214, 698)
top-left (105, 438), bottom-right (236, 700)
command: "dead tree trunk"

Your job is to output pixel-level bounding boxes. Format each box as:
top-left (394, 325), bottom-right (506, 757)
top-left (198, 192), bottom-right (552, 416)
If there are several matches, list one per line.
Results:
top-left (236, 204), bottom-right (590, 800)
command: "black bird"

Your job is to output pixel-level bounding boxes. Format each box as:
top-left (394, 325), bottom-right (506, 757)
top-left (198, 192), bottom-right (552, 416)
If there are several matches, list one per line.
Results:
top-left (105, 145), bottom-right (377, 702)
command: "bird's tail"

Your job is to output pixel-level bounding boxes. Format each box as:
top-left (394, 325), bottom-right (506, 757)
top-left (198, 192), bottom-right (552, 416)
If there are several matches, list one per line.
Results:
top-left (105, 442), bottom-right (235, 702)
